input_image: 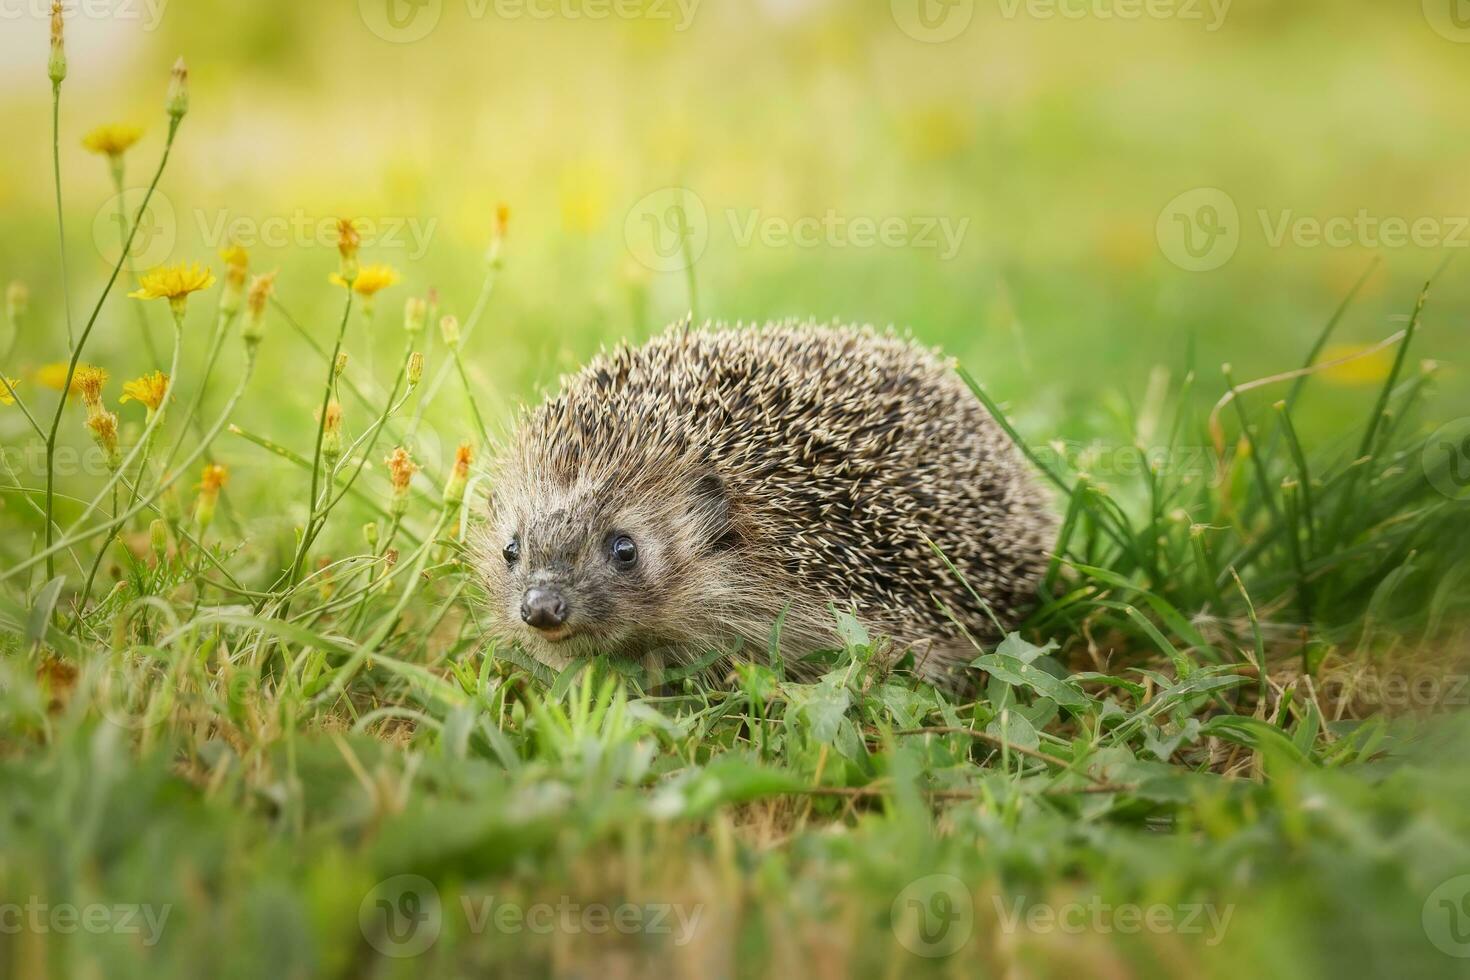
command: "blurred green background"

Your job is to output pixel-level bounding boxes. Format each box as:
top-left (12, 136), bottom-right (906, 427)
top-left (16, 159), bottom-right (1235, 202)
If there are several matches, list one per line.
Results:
top-left (2, 0), bottom-right (1469, 518)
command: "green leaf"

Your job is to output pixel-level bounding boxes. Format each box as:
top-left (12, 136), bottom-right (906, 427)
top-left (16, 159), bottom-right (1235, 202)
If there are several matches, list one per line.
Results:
top-left (875, 683), bottom-right (930, 729)
top-left (548, 661), bottom-right (589, 702)
top-left (797, 683), bottom-right (852, 742)
top-left (1290, 693), bottom-right (1323, 757)
top-left (1070, 672), bottom-right (1148, 699)
top-left (26, 576), bottom-right (65, 647)
top-left (1143, 718), bottom-right (1201, 762)
top-left (648, 757), bottom-right (807, 819)
top-left (831, 609), bottom-right (869, 649)
top-left (1200, 716), bottom-right (1314, 767)
top-left (985, 709), bottom-right (1040, 751)
top-left (972, 653), bottom-right (1089, 709)
top-left (994, 632), bottom-right (1058, 665)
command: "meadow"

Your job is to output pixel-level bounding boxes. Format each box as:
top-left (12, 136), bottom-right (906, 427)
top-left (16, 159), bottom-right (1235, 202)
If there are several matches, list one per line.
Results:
top-left (2, 2), bottom-right (1470, 977)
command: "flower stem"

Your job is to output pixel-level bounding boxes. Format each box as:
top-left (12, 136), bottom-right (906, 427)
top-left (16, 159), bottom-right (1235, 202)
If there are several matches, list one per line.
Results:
top-left (52, 82), bottom-right (74, 351)
top-left (160, 305), bottom-right (234, 475)
top-left (73, 319), bottom-right (184, 534)
top-left (42, 118), bottom-right (180, 581)
top-left (74, 483), bottom-right (120, 629)
top-left (287, 344), bottom-right (415, 593)
top-left (316, 509), bottom-right (451, 704)
top-left (110, 164), bottom-right (162, 366)
top-left (284, 288), bottom-right (354, 592)
top-left (449, 346), bottom-right (493, 450)
top-left (9, 344), bottom-right (250, 584)
top-left (406, 261), bottom-right (500, 430)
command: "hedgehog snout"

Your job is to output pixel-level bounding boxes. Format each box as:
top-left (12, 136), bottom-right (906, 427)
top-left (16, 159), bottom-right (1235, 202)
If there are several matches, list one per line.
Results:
top-left (520, 588), bottom-right (569, 631)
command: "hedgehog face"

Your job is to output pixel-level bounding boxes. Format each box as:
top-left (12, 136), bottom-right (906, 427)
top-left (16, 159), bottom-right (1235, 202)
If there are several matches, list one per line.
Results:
top-left (482, 470), bottom-right (735, 661)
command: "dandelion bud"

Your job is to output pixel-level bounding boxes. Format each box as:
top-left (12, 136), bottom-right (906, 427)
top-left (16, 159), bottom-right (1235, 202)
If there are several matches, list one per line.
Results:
top-left (149, 519), bottom-right (169, 561)
top-left (48, 2), bottom-right (66, 86)
top-left (86, 411), bottom-right (121, 471)
top-left (160, 482), bottom-right (182, 524)
top-left (425, 288), bottom-right (440, 328)
top-left (487, 203), bottom-right (510, 267)
top-left (334, 352), bottom-right (348, 378)
top-left (336, 218), bottom-right (361, 284)
top-left (403, 296), bottom-right (427, 335)
top-left (440, 315), bottom-right (461, 350)
top-left (385, 446), bottom-right (417, 517)
top-left (195, 464), bottom-right (228, 530)
top-left (443, 441), bottom-right (473, 508)
top-left (74, 364), bottom-right (109, 418)
top-left (319, 399), bottom-right (343, 466)
top-left (166, 57), bottom-right (189, 122)
top-left (363, 522), bottom-right (380, 549)
top-left (406, 351), bottom-right (424, 387)
top-left (6, 281), bottom-right (28, 325)
top-left (242, 272), bottom-right (276, 348)
top-left (219, 245), bottom-right (249, 318)
top-left (379, 549), bottom-right (399, 594)
top-left (317, 557), bottom-right (336, 601)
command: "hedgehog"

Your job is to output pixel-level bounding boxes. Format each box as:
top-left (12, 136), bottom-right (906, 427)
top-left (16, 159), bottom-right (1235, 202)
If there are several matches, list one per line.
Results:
top-left (475, 320), bottom-right (1055, 686)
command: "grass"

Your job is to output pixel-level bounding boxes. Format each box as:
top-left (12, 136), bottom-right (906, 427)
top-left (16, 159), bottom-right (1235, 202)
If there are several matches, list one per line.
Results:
top-left (5, 11), bottom-right (1470, 980)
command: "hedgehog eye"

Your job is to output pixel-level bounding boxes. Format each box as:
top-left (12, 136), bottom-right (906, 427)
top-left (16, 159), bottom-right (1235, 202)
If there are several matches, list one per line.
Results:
top-left (610, 535), bottom-right (638, 567)
top-left (502, 538), bottom-right (520, 566)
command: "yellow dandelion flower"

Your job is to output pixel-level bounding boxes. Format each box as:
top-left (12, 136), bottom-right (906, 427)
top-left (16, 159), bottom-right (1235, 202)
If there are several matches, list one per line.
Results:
top-left (243, 271), bottom-right (278, 348)
top-left (86, 410), bottom-right (120, 469)
top-left (1320, 343), bottom-right (1394, 387)
top-left (35, 362), bottom-right (78, 395)
top-left (120, 370), bottom-right (170, 412)
top-left (0, 378), bottom-right (17, 406)
top-left (130, 262), bottom-right (216, 301)
top-left (443, 441), bottom-right (473, 506)
top-left (385, 446), bottom-right (417, 516)
top-left (73, 364), bottom-right (108, 410)
top-left (336, 218), bottom-right (361, 282)
top-left (219, 245), bottom-right (249, 317)
top-left (129, 262), bottom-right (217, 320)
top-left (81, 124), bottom-right (144, 159)
top-left (200, 463), bottom-right (229, 493)
top-left (336, 218), bottom-right (361, 255)
top-left (329, 263), bottom-right (400, 298)
top-left (195, 463), bottom-right (228, 529)
top-left (488, 203), bottom-right (510, 266)
top-left (219, 244), bottom-right (249, 271)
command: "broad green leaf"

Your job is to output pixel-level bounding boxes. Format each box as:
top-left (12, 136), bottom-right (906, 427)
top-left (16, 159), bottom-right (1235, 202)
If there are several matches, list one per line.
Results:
top-left (972, 653), bottom-right (1088, 709)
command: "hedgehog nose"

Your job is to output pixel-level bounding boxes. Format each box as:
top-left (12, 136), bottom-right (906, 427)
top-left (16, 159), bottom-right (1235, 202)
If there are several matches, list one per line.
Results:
top-left (520, 588), bottom-right (568, 630)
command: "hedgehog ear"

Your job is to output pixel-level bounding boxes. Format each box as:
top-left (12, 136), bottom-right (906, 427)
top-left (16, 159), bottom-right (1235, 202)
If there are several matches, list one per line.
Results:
top-left (689, 471), bottom-right (734, 549)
